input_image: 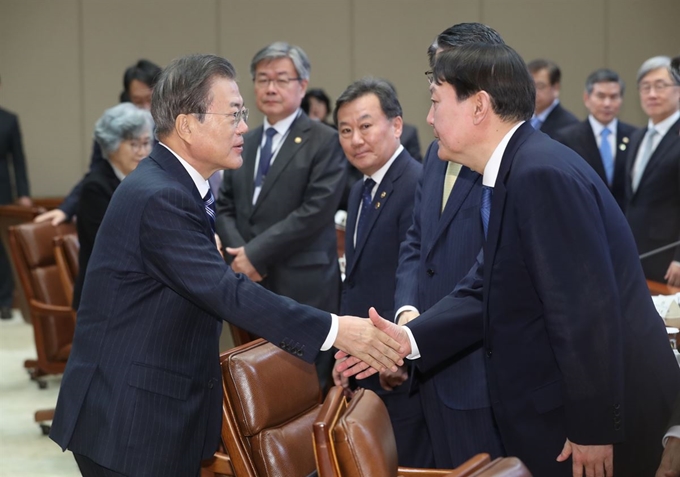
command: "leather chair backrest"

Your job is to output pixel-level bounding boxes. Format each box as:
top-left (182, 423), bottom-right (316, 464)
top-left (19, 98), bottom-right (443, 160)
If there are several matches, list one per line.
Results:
top-left (53, 234), bottom-right (79, 307)
top-left (221, 339), bottom-right (322, 477)
top-left (468, 458), bottom-right (532, 477)
top-left (62, 233), bottom-right (79, 279)
top-left (10, 221), bottom-right (76, 360)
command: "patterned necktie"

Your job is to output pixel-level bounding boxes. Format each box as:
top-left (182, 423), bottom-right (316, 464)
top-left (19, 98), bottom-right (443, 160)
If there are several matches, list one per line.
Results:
top-left (441, 162), bottom-right (462, 214)
top-left (530, 117), bottom-right (543, 130)
top-left (480, 186), bottom-right (493, 239)
top-left (632, 127), bottom-right (658, 192)
top-left (203, 189), bottom-right (216, 233)
top-left (600, 128), bottom-right (614, 186)
top-left (254, 127), bottom-right (278, 188)
top-left (356, 178), bottom-right (376, 244)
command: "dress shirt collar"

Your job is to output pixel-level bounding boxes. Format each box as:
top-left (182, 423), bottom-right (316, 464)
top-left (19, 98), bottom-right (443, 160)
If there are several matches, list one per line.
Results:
top-left (534, 98), bottom-right (560, 123)
top-left (263, 108), bottom-right (300, 141)
top-left (159, 142), bottom-right (210, 198)
top-left (106, 160), bottom-right (126, 182)
top-left (482, 121), bottom-right (525, 188)
top-left (648, 110), bottom-right (680, 136)
top-left (363, 144), bottom-right (403, 187)
top-left (588, 115), bottom-right (618, 137)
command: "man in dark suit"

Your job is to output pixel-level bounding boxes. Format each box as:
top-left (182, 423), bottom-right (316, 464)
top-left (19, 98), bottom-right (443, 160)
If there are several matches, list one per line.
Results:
top-left (34, 59), bottom-right (161, 226)
top-left (342, 44), bottom-right (680, 476)
top-left (527, 59), bottom-right (579, 138)
top-left (215, 42), bottom-right (346, 388)
top-left (49, 54), bottom-right (403, 477)
top-left (333, 77), bottom-right (431, 466)
top-left (625, 55), bottom-right (680, 286)
top-left (0, 74), bottom-right (32, 319)
top-left (554, 69), bottom-right (636, 211)
top-left (393, 22), bottom-right (505, 468)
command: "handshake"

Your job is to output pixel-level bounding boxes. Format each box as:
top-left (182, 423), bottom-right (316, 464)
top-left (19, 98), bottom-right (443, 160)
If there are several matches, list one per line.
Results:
top-left (332, 308), bottom-right (419, 392)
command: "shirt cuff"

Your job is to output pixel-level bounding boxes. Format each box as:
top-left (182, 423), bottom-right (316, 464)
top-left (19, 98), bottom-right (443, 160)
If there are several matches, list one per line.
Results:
top-left (321, 313), bottom-right (339, 351)
top-left (402, 325), bottom-right (421, 360)
top-left (663, 425), bottom-right (680, 447)
top-left (395, 305), bottom-right (419, 323)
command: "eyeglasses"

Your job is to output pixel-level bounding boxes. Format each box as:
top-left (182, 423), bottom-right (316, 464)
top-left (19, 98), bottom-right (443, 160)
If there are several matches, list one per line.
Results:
top-left (425, 70), bottom-right (434, 85)
top-left (638, 81), bottom-right (678, 94)
top-left (199, 108), bottom-right (249, 126)
top-left (254, 77), bottom-right (302, 89)
top-left (128, 139), bottom-right (152, 152)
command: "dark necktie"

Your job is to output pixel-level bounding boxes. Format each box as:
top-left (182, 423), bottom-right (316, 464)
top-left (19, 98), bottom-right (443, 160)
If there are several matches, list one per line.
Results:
top-left (481, 186), bottom-right (493, 239)
top-left (254, 127), bottom-right (278, 189)
top-left (356, 178), bottom-right (376, 244)
top-left (600, 127), bottom-right (614, 186)
top-left (203, 189), bottom-right (216, 233)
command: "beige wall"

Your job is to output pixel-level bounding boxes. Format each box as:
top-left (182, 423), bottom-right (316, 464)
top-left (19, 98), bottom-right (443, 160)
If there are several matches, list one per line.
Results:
top-left (0, 0), bottom-right (678, 197)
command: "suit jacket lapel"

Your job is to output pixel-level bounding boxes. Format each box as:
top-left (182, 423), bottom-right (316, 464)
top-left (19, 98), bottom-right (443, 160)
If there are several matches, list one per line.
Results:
top-left (582, 122), bottom-right (606, 179)
top-left (624, 128), bottom-right (645, 199)
top-left (344, 182), bottom-right (361, 275)
top-left (421, 157), bottom-right (447, 246)
top-left (243, 126), bottom-right (261, 214)
top-left (483, 123), bottom-right (534, 323)
top-left (636, 118), bottom-right (680, 191)
top-left (347, 152), bottom-right (407, 277)
top-left (253, 113), bottom-right (309, 211)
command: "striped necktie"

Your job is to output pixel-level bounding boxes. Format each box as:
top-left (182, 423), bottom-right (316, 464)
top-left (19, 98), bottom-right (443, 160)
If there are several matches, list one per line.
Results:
top-left (203, 189), bottom-right (216, 233)
top-left (481, 186), bottom-right (493, 239)
top-left (356, 178), bottom-right (376, 244)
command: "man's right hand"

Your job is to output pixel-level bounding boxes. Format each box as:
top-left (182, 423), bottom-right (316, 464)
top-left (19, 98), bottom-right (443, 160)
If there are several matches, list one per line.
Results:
top-left (34, 209), bottom-right (68, 226)
top-left (332, 357), bottom-right (354, 398)
top-left (657, 436), bottom-right (680, 477)
top-left (335, 308), bottom-right (412, 379)
top-left (334, 310), bottom-right (406, 378)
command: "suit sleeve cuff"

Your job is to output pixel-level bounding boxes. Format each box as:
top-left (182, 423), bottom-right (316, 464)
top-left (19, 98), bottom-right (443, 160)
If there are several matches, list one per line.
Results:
top-left (663, 426), bottom-right (680, 447)
top-left (395, 305), bottom-right (419, 323)
top-left (402, 325), bottom-right (421, 360)
top-left (321, 313), bottom-right (338, 351)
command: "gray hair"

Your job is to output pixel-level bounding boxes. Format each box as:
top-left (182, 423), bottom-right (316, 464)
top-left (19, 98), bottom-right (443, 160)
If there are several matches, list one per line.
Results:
top-left (152, 54), bottom-right (236, 138)
top-left (637, 56), bottom-right (676, 84)
top-left (585, 68), bottom-right (626, 96)
top-left (334, 77), bottom-right (402, 126)
top-left (94, 103), bottom-right (153, 158)
top-left (249, 42), bottom-right (311, 81)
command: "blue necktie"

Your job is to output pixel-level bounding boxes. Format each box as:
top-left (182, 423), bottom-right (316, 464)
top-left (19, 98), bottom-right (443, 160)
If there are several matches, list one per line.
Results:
top-left (530, 117), bottom-right (543, 130)
top-left (481, 186), bottom-right (493, 239)
top-left (600, 128), bottom-right (614, 186)
top-left (356, 178), bottom-right (376, 243)
top-left (203, 189), bottom-right (216, 233)
top-left (254, 127), bottom-right (277, 188)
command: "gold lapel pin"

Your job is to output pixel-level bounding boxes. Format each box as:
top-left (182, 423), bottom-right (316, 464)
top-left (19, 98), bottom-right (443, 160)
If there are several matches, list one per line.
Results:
top-left (380, 191), bottom-right (387, 198)
top-left (375, 202), bottom-right (381, 209)
top-left (294, 137), bottom-right (302, 144)
top-left (622, 137), bottom-right (629, 143)
top-left (619, 144), bottom-right (626, 151)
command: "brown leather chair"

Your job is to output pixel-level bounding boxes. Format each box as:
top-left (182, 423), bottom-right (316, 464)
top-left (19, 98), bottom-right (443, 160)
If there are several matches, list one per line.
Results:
top-left (8, 221), bottom-right (76, 385)
top-left (202, 338), bottom-right (323, 477)
top-left (466, 457), bottom-right (532, 477)
top-left (53, 234), bottom-right (79, 308)
top-left (313, 386), bottom-right (491, 477)
top-left (0, 204), bottom-right (46, 323)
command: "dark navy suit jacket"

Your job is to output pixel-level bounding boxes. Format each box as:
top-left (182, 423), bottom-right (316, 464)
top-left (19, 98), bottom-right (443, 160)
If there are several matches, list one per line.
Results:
top-left (408, 123), bottom-right (680, 476)
top-left (624, 118), bottom-right (680, 282)
top-left (50, 144), bottom-right (331, 476)
top-left (395, 141), bottom-right (488, 411)
top-left (554, 119), bottom-right (636, 211)
top-left (540, 102), bottom-right (579, 139)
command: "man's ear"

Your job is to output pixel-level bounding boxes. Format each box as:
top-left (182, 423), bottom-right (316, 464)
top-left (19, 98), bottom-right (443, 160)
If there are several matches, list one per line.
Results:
top-left (392, 115), bottom-right (404, 139)
top-left (472, 91), bottom-right (492, 125)
top-left (175, 114), bottom-right (193, 143)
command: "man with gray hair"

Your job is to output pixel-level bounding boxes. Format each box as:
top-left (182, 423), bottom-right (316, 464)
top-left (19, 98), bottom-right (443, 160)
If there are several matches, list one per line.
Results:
top-left (49, 53), bottom-right (402, 477)
top-left (624, 56), bottom-right (680, 286)
top-left (215, 42), bottom-right (346, 389)
top-left (554, 69), bottom-right (637, 211)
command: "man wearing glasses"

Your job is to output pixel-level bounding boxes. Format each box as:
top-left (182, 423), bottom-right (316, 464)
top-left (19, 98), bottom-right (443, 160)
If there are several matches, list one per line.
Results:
top-left (215, 42), bottom-right (346, 389)
top-left (624, 56), bottom-right (680, 286)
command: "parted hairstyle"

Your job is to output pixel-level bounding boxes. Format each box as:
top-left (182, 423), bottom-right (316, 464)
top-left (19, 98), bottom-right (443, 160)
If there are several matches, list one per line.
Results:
top-left (333, 77), bottom-right (402, 126)
top-left (427, 23), bottom-right (505, 68)
top-left (433, 43), bottom-right (535, 123)
top-left (151, 54), bottom-right (236, 138)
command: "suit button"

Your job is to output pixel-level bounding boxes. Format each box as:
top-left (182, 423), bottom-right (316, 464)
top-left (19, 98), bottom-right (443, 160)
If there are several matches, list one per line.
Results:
top-left (208, 379), bottom-right (215, 389)
top-left (345, 280), bottom-right (354, 289)
top-left (296, 350), bottom-right (303, 357)
top-left (485, 349), bottom-right (492, 358)
top-left (614, 403), bottom-right (621, 410)
top-left (427, 269), bottom-right (435, 277)
top-left (279, 341), bottom-right (286, 348)
top-left (614, 423), bottom-right (621, 431)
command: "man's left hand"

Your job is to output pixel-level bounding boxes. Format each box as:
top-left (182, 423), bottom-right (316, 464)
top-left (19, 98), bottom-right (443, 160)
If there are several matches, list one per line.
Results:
top-left (656, 436), bottom-right (680, 477)
top-left (556, 439), bottom-right (613, 477)
top-left (666, 261), bottom-right (680, 287)
top-left (226, 246), bottom-right (263, 282)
